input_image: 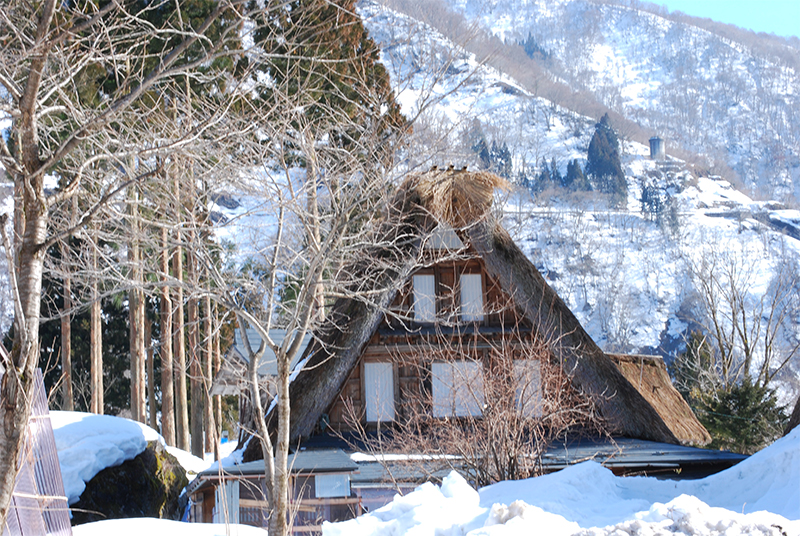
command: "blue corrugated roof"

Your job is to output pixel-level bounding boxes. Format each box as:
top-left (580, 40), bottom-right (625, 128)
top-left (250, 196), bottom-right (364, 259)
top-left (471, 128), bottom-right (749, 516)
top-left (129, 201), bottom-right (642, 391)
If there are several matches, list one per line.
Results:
top-left (198, 448), bottom-right (358, 478)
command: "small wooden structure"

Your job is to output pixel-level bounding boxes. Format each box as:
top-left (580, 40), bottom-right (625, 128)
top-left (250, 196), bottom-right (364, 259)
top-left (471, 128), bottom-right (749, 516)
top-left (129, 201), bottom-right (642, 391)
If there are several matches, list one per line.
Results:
top-left (186, 449), bottom-right (360, 533)
top-left (1, 368), bottom-right (72, 536)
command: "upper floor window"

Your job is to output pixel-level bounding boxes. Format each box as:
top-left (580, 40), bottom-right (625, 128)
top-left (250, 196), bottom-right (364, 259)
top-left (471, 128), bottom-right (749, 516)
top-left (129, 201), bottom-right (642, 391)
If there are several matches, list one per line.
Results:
top-left (413, 274), bottom-right (436, 323)
top-left (460, 273), bottom-right (484, 322)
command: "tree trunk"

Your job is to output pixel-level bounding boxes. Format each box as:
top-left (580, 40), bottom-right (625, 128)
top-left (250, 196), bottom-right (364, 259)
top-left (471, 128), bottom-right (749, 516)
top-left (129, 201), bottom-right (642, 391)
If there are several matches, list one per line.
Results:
top-left (146, 316), bottom-right (157, 430)
top-left (271, 350), bottom-right (291, 536)
top-left (203, 292), bottom-right (215, 455)
top-left (1, 25), bottom-right (55, 517)
top-left (173, 242), bottom-right (189, 450)
top-left (187, 234), bottom-right (203, 457)
top-left (306, 156), bottom-right (325, 322)
top-left (128, 188), bottom-right (146, 423)
top-left (160, 227), bottom-right (176, 446)
top-left (90, 241), bottom-right (103, 415)
top-left (60, 248), bottom-right (74, 411)
top-left (213, 302), bottom-right (222, 459)
top-left (0, 212), bottom-right (46, 529)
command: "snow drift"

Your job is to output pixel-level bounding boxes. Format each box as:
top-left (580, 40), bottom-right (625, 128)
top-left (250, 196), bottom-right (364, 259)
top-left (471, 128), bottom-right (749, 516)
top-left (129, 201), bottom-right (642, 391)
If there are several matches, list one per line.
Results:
top-left (324, 427), bottom-right (800, 536)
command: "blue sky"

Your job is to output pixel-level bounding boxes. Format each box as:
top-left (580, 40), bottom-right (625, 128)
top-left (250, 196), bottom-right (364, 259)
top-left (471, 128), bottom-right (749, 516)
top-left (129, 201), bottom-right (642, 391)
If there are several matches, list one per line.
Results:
top-left (657, 0), bottom-right (800, 39)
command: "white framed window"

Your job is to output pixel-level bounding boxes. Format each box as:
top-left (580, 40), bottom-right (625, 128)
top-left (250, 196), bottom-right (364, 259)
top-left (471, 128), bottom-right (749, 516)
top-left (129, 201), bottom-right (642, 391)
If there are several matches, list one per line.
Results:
top-left (460, 273), bottom-right (484, 322)
top-left (364, 362), bottom-right (395, 422)
top-left (431, 361), bottom-right (484, 417)
top-left (413, 274), bottom-right (436, 323)
top-left (513, 360), bottom-right (542, 419)
top-left (315, 474), bottom-right (351, 498)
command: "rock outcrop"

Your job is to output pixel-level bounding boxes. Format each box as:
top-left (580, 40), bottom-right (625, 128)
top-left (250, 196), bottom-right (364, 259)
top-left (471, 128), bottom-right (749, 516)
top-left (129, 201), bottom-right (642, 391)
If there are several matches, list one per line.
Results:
top-left (70, 441), bottom-right (188, 525)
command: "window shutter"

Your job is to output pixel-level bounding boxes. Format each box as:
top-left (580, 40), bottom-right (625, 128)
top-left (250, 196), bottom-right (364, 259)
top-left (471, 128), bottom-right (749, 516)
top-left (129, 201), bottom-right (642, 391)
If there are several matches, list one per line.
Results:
top-left (413, 274), bottom-right (436, 322)
top-left (364, 362), bottom-right (395, 422)
top-left (432, 361), bottom-right (484, 417)
top-left (460, 274), bottom-right (484, 321)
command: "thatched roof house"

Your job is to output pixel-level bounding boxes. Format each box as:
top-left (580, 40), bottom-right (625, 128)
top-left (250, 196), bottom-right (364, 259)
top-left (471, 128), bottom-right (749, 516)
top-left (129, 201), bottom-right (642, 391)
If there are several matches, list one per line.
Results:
top-left (240, 168), bottom-right (710, 461)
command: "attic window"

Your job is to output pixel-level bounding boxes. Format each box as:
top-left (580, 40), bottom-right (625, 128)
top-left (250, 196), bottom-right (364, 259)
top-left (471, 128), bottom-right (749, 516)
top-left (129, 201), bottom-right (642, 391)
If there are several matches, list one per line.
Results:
top-left (460, 274), bottom-right (484, 322)
top-left (431, 361), bottom-right (484, 417)
top-left (413, 274), bottom-right (436, 323)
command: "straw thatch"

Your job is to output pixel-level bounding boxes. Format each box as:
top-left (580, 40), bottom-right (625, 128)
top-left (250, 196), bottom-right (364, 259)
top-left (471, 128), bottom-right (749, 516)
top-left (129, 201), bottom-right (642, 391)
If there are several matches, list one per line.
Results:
top-left (608, 354), bottom-right (711, 444)
top-left (416, 168), bottom-right (509, 229)
top-left (242, 170), bottom-right (708, 461)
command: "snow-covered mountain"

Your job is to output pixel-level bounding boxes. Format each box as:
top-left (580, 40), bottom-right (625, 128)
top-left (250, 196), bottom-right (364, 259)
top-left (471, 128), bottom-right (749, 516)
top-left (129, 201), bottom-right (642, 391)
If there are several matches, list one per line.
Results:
top-left (399, 0), bottom-right (800, 203)
top-left (358, 0), bottom-right (800, 398)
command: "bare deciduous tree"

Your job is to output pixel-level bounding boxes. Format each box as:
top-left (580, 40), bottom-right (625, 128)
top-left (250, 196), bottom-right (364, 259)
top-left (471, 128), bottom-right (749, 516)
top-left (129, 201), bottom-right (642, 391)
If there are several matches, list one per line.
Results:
top-left (0, 0), bottom-right (248, 526)
top-left (682, 236), bottom-right (800, 393)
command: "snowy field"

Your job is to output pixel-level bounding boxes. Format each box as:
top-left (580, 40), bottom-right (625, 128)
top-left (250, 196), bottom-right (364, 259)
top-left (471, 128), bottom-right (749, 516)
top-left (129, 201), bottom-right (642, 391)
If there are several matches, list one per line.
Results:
top-left (325, 427), bottom-right (800, 536)
top-left (52, 411), bottom-right (799, 535)
top-left (72, 518), bottom-right (265, 536)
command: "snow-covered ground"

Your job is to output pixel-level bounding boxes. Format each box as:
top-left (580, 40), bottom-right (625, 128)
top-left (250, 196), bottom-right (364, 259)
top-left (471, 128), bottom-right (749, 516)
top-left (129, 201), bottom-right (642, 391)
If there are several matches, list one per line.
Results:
top-left (52, 408), bottom-right (799, 535)
top-left (72, 518), bottom-right (265, 536)
top-left (324, 427), bottom-right (800, 536)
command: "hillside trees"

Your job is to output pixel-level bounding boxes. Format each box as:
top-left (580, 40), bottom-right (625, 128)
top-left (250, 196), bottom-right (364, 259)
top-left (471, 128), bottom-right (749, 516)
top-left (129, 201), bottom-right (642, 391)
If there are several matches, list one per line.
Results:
top-left (586, 113), bottom-right (627, 204)
top-left (673, 239), bottom-right (800, 452)
top-left (0, 0), bottom-right (251, 526)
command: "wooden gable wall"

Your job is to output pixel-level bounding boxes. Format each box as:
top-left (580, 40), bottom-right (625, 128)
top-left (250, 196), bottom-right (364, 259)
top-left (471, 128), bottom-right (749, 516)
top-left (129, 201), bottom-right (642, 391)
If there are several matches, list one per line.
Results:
top-left (325, 255), bottom-right (537, 431)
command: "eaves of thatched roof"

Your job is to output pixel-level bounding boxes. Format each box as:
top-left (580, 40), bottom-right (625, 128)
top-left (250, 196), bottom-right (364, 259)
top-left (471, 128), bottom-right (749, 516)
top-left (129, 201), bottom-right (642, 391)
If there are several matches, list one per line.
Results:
top-left (608, 354), bottom-right (711, 444)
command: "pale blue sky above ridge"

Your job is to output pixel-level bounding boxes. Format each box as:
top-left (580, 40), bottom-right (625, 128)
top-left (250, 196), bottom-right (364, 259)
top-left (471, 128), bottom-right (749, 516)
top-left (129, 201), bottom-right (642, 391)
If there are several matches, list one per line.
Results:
top-left (657, 0), bottom-right (800, 39)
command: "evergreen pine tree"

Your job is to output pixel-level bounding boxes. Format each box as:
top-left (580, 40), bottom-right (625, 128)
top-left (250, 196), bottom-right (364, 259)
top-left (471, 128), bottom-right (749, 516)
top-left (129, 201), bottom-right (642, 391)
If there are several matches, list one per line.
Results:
top-left (586, 113), bottom-right (627, 204)
top-left (249, 0), bottom-right (405, 158)
top-left (565, 159), bottom-right (591, 191)
top-left (698, 381), bottom-right (788, 454)
top-left (477, 138), bottom-right (492, 170)
top-left (497, 143), bottom-right (513, 179)
top-left (550, 157), bottom-right (563, 187)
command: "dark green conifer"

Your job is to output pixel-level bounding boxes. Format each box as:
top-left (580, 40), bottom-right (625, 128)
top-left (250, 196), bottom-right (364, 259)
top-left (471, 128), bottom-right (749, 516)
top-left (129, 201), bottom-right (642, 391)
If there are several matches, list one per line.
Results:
top-left (586, 113), bottom-right (626, 204)
top-left (565, 159), bottom-right (591, 191)
top-left (249, 0), bottom-right (405, 159)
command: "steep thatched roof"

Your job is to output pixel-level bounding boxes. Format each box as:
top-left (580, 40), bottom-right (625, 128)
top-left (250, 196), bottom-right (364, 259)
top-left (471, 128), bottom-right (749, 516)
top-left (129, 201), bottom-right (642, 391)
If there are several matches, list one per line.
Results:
top-left (608, 354), bottom-right (711, 444)
top-left (243, 169), bottom-right (708, 461)
top-left (465, 220), bottom-right (685, 445)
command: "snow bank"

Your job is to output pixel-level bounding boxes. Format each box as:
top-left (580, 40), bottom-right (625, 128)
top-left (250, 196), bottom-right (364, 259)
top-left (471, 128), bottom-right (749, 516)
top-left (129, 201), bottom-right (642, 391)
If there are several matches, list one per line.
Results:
top-left (72, 518), bottom-right (265, 536)
top-left (324, 428), bottom-right (800, 536)
top-left (52, 411), bottom-right (158, 504)
top-left (324, 472), bottom-right (485, 536)
top-left (51, 411), bottom-right (209, 503)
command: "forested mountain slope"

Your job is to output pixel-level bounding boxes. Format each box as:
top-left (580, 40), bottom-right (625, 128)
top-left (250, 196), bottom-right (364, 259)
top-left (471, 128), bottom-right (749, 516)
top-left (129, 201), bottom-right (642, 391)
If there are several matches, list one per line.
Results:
top-left (387, 0), bottom-right (800, 203)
